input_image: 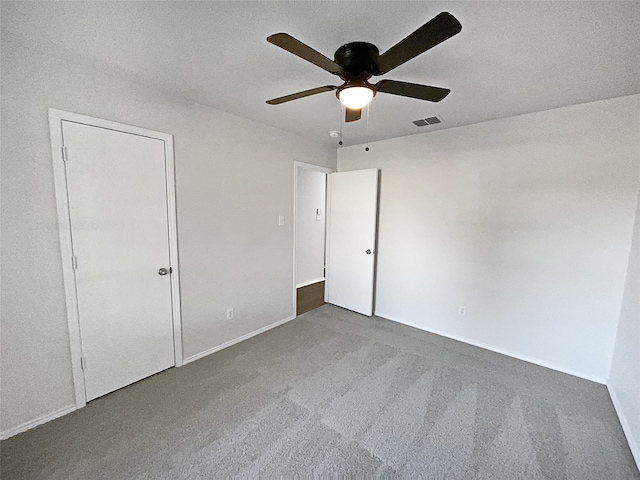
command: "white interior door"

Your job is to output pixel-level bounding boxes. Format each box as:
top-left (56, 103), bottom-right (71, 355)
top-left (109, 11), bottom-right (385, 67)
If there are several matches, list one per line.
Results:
top-left (62, 120), bottom-right (176, 401)
top-left (326, 169), bottom-right (379, 316)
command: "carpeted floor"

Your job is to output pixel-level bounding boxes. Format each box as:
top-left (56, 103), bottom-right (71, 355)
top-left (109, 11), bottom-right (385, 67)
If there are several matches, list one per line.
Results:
top-left (2, 304), bottom-right (638, 479)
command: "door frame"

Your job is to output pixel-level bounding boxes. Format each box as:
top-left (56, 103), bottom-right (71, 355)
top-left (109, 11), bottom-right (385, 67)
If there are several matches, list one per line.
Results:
top-left (48, 109), bottom-right (183, 409)
top-left (293, 161), bottom-right (334, 316)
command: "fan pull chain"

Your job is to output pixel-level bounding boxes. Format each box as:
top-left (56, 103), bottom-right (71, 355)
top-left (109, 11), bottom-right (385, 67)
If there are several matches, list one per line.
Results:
top-left (365, 103), bottom-right (370, 152)
top-left (339, 104), bottom-right (344, 146)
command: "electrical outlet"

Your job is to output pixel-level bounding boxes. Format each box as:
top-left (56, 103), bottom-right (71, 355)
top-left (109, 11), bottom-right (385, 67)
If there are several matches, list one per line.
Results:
top-left (459, 305), bottom-right (466, 316)
top-left (226, 307), bottom-right (234, 320)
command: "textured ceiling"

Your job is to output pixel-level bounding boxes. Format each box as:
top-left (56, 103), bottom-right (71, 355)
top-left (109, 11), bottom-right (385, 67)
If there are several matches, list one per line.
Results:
top-left (2, 1), bottom-right (639, 148)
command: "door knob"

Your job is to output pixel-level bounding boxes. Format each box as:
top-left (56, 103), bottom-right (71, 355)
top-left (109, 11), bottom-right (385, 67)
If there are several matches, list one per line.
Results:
top-left (365, 249), bottom-right (372, 255)
top-left (158, 267), bottom-right (169, 276)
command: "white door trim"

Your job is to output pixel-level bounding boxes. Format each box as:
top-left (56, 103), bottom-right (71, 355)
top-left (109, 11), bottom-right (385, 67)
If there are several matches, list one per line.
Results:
top-left (48, 109), bottom-right (183, 409)
top-left (293, 161), bottom-right (335, 316)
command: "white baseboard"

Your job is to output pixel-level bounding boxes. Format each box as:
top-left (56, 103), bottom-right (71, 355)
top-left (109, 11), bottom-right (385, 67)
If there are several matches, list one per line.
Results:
top-left (374, 311), bottom-right (606, 384)
top-left (0, 315), bottom-right (298, 440)
top-left (1, 404), bottom-right (77, 440)
top-left (182, 314), bottom-right (297, 366)
top-left (296, 277), bottom-right (325, 289)
top-left (607, 384), bottom-right (640, 469)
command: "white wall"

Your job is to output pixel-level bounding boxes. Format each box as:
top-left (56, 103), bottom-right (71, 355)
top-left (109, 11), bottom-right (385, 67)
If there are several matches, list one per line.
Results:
top-left (295, 167), bottom-right (327, 287)
top-left (0, 33), bottom-right (335, 435)
top-left (338, 95), bottom-right (640, 382)
top-left (609, 194), bottom-right (640, 467)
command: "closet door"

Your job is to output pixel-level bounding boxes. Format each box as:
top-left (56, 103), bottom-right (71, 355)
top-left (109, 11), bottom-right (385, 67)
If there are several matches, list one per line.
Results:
top-left (62, 120), bottom-right (176, 401)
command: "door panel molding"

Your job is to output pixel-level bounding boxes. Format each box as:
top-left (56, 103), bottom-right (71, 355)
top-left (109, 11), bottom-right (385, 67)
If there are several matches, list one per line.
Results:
top-left (48, 109), bottom-right (183, 408)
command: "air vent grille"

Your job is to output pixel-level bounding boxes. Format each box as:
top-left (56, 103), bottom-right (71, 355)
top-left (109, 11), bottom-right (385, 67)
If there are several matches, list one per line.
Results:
top-left (412, 115), bottom-right (444, 127)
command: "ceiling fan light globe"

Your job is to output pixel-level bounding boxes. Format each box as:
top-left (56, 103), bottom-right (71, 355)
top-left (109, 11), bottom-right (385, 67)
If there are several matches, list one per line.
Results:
top-left (339, 87), bottom-right (374, 110)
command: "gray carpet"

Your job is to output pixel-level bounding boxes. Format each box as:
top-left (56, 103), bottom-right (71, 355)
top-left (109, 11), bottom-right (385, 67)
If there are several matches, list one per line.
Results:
top-left (2, 304), bottom-right (638, 479)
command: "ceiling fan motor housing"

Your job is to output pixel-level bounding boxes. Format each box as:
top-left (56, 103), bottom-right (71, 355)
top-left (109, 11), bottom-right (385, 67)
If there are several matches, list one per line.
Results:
top-left (334, 42), bottom-right (381, 79)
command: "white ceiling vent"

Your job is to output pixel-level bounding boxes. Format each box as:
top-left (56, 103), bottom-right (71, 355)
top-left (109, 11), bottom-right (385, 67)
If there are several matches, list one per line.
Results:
top-left (412, 115), bottom-right (444, 127)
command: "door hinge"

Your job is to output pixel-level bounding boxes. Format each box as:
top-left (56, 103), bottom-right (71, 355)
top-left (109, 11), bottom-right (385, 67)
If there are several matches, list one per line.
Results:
top-left (80, 357), bottom-right (87, 370)
top-left (71, 255), bottom-right (78, 270)
top-left (62, 145), bottom-right (69, 162)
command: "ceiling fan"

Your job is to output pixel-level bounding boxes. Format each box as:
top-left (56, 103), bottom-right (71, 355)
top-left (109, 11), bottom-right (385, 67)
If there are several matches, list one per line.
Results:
top-left (265, 12), bottom-right (462, 122)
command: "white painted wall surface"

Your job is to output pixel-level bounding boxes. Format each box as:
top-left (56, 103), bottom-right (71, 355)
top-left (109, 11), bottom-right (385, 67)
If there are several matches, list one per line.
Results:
top-left (0, 33), bottom-right (335, 435)
top-left (295, 168), bottom-right (326, 287)
top-left (609, 194), bottom-right (640, 467)
top-left (338, 95), bottom-right (640, 382)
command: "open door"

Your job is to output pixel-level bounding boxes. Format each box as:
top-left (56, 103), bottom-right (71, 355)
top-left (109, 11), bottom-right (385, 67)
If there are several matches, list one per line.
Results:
top-left (325, 169), bottom-right (379, 316)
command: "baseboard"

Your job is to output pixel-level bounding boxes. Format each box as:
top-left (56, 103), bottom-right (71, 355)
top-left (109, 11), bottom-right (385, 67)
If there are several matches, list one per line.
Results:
top-left (607, 384), bottom-right (640, 469)
top-left (0, 316), bottom-right (299, 440)
top-left (296, 277), bottom-right (325, 289)
top-left (0, 404), bottom-right (77, 440)
top-left (182, 314), bottom-right (297, 365)
top-left (374, 311), bottom-right (606, 384)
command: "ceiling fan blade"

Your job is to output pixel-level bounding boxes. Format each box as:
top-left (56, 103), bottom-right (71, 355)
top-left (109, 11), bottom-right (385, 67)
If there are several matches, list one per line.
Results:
top-left (345, 108), bottom-right (362, 122)
top-left (376, 80), bottom-right (450, 102)
top-left (266, 85), bottom-right (337, 105)
top-left (267, 33), bottom-right (342, 74)
top-left (375, 12), bottom-right (462, 75)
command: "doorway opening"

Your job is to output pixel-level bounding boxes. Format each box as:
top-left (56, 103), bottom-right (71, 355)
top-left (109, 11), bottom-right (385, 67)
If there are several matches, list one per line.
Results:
top-left (293, 162), bottom-right (333, 315)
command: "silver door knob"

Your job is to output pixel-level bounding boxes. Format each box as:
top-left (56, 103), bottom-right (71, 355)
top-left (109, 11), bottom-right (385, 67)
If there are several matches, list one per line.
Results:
top-left (158, 268), bottom-right (169, 276)
top-left (365, 249), bottom-right (372, 255)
